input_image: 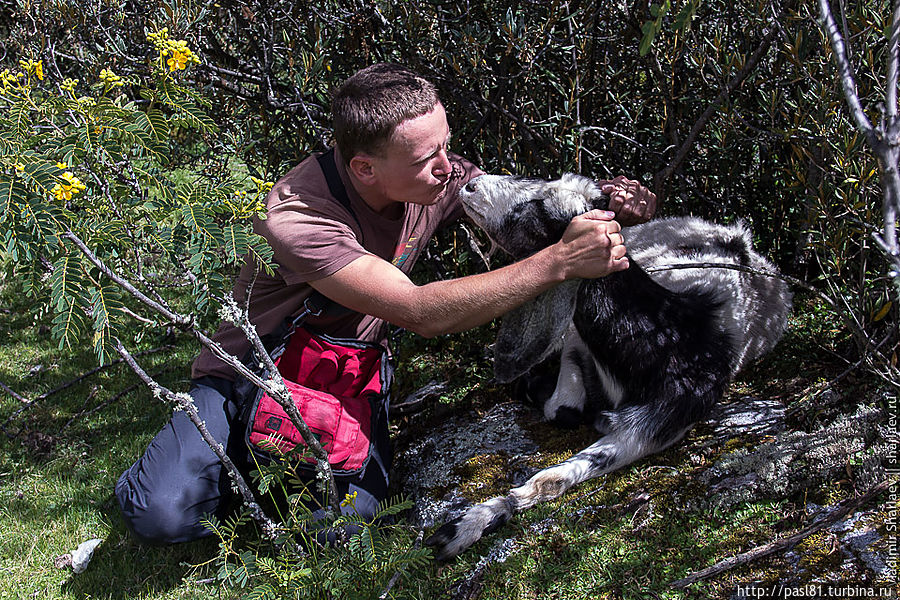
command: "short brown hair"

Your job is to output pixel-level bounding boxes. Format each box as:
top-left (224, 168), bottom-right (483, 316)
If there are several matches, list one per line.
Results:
top-left (332, 63), bottom-right (440, 162)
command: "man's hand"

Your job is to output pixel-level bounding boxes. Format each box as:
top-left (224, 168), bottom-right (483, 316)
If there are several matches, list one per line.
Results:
top-left (600, 176), bottom-right (657, 227)
top-left (553, 209), bottom-right (629, 280)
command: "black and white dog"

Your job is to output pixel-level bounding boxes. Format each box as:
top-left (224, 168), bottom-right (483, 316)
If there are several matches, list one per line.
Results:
top-left (426, 174), bottom-right (792, 560)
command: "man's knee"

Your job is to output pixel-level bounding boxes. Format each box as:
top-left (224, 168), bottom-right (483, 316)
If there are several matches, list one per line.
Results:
top-left (116, 469), bottom-right (216, 545)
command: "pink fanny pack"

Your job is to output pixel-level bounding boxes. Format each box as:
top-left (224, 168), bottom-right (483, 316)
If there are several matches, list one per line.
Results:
top-left (245, 326), bottom-right (390, 475)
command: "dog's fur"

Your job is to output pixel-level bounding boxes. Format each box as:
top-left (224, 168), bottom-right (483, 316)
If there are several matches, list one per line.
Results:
top-left (425, 174), bottom-right (792, 560)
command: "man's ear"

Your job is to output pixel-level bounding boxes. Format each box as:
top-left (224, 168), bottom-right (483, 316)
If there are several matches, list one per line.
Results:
top-left (348, 154), bottom-right (377, 185)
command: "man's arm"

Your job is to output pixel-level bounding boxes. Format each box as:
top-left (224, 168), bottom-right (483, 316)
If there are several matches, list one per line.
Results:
top-left (309, 210), bottom-right (626, 338)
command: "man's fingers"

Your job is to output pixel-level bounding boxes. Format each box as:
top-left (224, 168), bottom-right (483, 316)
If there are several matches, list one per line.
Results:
top-left (579, 208), bottom-right (617, 221)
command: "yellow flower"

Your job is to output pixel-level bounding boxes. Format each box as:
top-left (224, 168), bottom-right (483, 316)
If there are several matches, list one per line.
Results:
top-left (17, 59), bottom-right (43, 81)
top-left (56, 162), bottom-right (68, 170)
top-left (340, 491), bottom-right (358, 508)
top-left (148, 29), bottom-right (199, 73)
top-left (167, 50), bottom-right (188, 71)
top-left (52, 171), bottom-right (86, 201)
top-left (14, 162), bottom-right (25, 174)
top-left (52, 183), bottom-right (72, 202)
top-left (61, 171), bottom-right (86, 191)
top-left (99, 68), bottom-right (124, 87)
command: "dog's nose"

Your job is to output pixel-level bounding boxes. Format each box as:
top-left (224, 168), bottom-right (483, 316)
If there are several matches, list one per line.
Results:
top-left (464, 180), bottom-right (477, 193)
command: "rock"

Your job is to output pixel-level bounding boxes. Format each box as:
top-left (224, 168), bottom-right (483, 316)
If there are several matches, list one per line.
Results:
top-left (396, 402), bottom-right (541, 528)
top-left (70, 538), bottom-right (103, 574)
top-left (701, 404), bottom-right (889, 510)
top-left (708, 395), bottom-right (786, 437)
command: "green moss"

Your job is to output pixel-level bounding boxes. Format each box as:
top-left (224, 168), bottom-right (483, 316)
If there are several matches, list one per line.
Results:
top-left (796, 531), bottom-right (844, 576)
top-left (453, 452), bottom-right (516, 501)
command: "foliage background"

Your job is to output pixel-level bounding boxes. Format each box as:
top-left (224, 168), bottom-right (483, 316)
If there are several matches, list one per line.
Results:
top-left (6, 0), bottom-right (892, 320)
top-left (0, 0), bottom-right (896, 598)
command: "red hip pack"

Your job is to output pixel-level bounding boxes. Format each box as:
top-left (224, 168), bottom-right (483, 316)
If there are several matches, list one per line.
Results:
top-left (245, 326), bottom-right (390, 476)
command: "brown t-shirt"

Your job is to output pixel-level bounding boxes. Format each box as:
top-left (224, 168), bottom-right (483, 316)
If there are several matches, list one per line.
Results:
top-left (191, 148), bottom-right (483, 381)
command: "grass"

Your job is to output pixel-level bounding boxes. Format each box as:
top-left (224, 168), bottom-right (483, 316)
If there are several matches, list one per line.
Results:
top-left (0, 281), bottom-right (223, 599)
top-left (0, 276), bottom-right (893, 599)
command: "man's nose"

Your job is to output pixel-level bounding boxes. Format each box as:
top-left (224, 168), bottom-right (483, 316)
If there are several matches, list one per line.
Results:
top-left (434, 149), bottom-right (452, 177)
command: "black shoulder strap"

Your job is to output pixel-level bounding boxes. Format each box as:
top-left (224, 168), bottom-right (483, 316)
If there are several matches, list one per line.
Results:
top-left (282, 149), bottom-right (360, 329)
top-left (317, 148), bottom-right (364, 238)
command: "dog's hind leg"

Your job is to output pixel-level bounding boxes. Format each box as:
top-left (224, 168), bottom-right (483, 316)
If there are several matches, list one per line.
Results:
top-left (541, 326), bottom-right (590, 427)
top-left (426, 433), bottom-right (647, 560)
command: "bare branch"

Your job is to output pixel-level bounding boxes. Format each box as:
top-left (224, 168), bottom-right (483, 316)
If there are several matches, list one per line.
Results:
top-left (218, 295), bottom-right (343, 516)
top-left (817, 0), bottom-right (878, 145)
top-left (671, 479), bottom-right (892, 588)
top-left (62, 230), bottom-right (186, 327)
top-left (113, 339), bottom-right (291, 547)
top-left (63, 229), bottom-right (343, 516)
top-left (1, 346), bottom-right (173, 435)
top-left (653, 18), bottom-right (780, 192)
top-left (644, 261), bottom-right (874, 352)
top-left (887, 0), bottom-right (900, 125)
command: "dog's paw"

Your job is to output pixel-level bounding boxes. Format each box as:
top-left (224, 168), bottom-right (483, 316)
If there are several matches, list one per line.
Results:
top-left (547, 405), bottom-right (584, 429)
top-left (425, 497), bottom-right (515, 560)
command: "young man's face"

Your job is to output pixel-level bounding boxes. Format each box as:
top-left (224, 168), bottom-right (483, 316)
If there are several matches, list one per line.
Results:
top-left (368, 102), bottom-right (453, 208)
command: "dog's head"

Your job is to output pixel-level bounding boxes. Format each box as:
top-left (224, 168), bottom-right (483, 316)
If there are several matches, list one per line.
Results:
top-left (459, 174), bottom-right (610, 259)
top-left (459, 173), bottom-right (610, 383)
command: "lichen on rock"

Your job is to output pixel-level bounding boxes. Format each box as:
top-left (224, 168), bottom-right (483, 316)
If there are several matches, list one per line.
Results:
top-left (700, 404), bottom-right (889, 510)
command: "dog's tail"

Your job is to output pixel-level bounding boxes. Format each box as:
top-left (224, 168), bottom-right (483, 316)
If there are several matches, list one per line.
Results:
top-left (426, 434), bottom-right (644, 560)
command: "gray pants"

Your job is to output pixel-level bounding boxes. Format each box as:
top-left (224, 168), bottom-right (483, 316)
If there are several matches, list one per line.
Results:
top-left (115, 376), bottom-right (392, 544)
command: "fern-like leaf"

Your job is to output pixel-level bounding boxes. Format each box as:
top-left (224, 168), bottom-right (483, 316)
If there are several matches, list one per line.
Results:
top-left (89, 284), bottom-right (123, 364)
top-left (49, 254), bottom-right (88, 349)
top-left (181, 202), bottom-right (223, 245)
top-left (0, 174), bottom-right (27, 218)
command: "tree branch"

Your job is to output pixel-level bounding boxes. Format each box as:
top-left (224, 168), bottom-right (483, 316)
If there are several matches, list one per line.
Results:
top-left (819, 0), bottom-right (900, 265)
top-left (671, 479), bottom-right (892, 588)
top-left (1, 346), bottom-right (173, 435)
top-left (218, 295), bottom-right (343, 516)
top-left (817, 0), bottom-right (878, 145)
top-left (63, 229), bottom-right (343, 517)
top-left (887, 0), bottom-right (900, 126)
top-left (644, 261), bottom-right (875, 357)
top-left (653, 17), bottom-right (780, 193)
top-left (113, 339), bottom-right (289, 546)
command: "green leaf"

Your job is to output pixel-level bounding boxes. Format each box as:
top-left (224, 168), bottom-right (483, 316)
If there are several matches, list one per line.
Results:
top-left (10, 103), bottom-right (30, 139)
top-left (223, 224), bottom-right (248, 264)
top-left (50, 254), bottom-right (85, 313)
top-left (181, 202), bottom-right (223, 244)
top-left (673, 0), bottom-right (698, 33)
top-left (0, 175), bottom-right (28, 218)
top-left (21, 160), bottom-right (61, 198)
top-left (158, 80), bottom-right (218, 133)
top-left (639, 20), bottom-right (659, 56)
top-left (89, 284), bottom-right (124, 363)
top-left (135, 108), bottom-right (169, 142)
top-left (51, 296), bottom-right (87, 350)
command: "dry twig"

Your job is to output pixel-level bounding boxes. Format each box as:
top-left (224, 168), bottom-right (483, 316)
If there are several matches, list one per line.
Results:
top-left (671, 479), bottom-right (893, 589)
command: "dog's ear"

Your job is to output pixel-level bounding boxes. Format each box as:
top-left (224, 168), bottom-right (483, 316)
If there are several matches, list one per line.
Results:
top-left (558, 173), bottom-right (610, 212)
top-left (494, 280), bottom-right (579, 383)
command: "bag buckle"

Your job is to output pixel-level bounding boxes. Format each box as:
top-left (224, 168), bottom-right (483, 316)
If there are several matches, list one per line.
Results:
top-left (287, 295), bottom-right (327, 335)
